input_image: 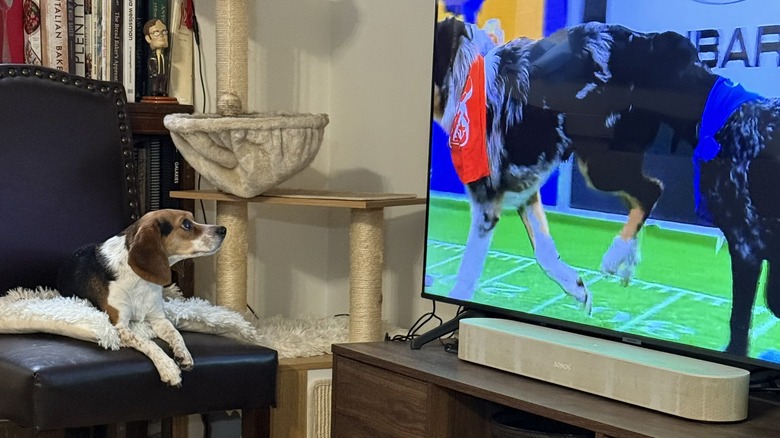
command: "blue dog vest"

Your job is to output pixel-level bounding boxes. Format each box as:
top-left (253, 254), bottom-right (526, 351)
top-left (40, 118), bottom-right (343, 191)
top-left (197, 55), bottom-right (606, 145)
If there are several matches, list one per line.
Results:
top-left (693, 77), bottom-right (761, 222)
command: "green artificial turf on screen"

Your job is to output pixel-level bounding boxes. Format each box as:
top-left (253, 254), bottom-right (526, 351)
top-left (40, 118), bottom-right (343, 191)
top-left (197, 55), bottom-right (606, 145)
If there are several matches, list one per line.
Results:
top-left (424, 195), bottom-right (777, 358)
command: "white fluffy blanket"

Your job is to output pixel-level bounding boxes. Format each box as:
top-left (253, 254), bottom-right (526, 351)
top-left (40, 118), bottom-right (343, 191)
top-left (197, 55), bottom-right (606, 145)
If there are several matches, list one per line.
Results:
top-left (0, 287), bottom-right (350, 359)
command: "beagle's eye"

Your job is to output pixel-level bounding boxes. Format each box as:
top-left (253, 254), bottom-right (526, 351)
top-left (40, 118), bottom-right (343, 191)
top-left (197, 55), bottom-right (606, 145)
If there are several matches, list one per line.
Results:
top-left (182, 219), bottom-right (193, 231)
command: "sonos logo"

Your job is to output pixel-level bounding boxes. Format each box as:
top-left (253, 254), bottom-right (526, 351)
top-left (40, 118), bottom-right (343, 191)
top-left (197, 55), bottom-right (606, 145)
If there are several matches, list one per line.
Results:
top-left (553, 361), bottom-right (572, 371)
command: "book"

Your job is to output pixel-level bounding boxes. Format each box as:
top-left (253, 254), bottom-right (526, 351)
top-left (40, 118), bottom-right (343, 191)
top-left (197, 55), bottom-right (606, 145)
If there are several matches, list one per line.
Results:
top-left (40, 0), bottom-right (70, 71)
top-left (143, 136), bottom-right (182, 211)
top-left (83, 0), bottom-right (91, 77)
top-left (23, 0), bottom-right (43, 65)
top-left (132, 139), bottom-right (149, 212)
top-left (2, 0), bottom-right (25, 63)
top-left (168, 0), bottom-right (193, 104)
top-left (66, 0), bottom-right (73, 70)
top-left (159, 136), bottom-right (182, 209)
top-left (147, 0), bottom-right (167, 26)
top-left (109, 0), bottom-right (120, 82)
top-left (122, 0), bottom-right (135, 100)
top-left (99, 0), bottom-right (109, 78)
top-left (91, 0), bottom-right (103, 79)
top-left (67, 0), bottom-right (86, 76)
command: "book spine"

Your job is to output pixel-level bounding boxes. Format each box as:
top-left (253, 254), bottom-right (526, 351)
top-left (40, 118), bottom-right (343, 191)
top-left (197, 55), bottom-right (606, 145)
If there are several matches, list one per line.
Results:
top-left (148, 137), bottom-right (161, 211)
top-left (159, 137), bottom-right (182, 209)
top-left (67, 0), bottom-right (88, 76)
top-left (41, 0), bottom-right (70, 71)
top-left (122, 0), bottom-right (135, 101)
top-left (23, 0), bottom-right (44, 65)
top-left (110, 0), bottom-right (121, 82)
top-left (84, 0), bottom-right (95, 79)
top-left (92, 0), bottom-right (103, 79)
top-left (2, 0), bottom-right (26, 62)
top-left (147, 0), bottom-right (167, 25)
top-left (70, 0), bottom-right (86, 77)
top-left (66, 0), bottom-right (75, 72)
top-left (101, 0), bottom-right (109, 79)
top-left (133, 139), bottom-right (149, 213)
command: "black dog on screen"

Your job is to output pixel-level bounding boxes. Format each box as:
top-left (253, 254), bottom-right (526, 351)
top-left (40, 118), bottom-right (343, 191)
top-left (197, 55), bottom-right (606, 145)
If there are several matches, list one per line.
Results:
top-left (527, 22), bottom-right (780, 357)
top-left (434, 18), bottom-right (780, 356)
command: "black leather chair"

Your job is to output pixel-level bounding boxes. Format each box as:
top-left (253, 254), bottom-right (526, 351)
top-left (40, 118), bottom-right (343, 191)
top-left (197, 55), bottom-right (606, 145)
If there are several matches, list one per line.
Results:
top-left (0, 65), bottom-right (277, 436)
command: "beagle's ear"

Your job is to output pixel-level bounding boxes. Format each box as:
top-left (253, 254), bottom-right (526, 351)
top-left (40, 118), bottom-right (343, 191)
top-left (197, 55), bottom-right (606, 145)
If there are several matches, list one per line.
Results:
top-left (128, 222), bottom-right (172, 285)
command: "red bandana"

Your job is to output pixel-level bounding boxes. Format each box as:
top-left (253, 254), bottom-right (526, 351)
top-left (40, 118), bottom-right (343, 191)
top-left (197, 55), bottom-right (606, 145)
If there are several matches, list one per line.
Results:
top-left (449, 55), bottom-right (490, 184)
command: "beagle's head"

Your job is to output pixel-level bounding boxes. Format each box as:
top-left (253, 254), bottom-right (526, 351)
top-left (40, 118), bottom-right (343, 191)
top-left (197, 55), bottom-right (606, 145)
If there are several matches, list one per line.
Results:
top-left (126, 209), bottom-right (227, 285)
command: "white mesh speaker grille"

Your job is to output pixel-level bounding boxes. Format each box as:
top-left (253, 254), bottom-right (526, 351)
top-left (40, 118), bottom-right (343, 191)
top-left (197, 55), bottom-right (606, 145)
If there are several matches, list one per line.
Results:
top-left (307, 378), bottom-right (332, 438)
top-left (459, 318), bottom-right (750, 422)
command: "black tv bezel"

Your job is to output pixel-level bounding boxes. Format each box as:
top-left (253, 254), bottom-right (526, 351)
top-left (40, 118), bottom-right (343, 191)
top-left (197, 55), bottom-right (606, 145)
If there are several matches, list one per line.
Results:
top-left (419, 0), bottom-right (779, 374)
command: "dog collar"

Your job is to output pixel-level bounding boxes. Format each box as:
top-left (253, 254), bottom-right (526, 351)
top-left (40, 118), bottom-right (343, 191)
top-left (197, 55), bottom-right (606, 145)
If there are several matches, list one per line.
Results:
top-left (696, 77), bottom-right (761, 162)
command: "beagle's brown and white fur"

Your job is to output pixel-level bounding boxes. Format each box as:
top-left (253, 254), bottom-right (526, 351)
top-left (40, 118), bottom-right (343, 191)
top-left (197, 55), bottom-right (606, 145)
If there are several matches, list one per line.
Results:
top-left (57, 209), bottom-right (227, 386)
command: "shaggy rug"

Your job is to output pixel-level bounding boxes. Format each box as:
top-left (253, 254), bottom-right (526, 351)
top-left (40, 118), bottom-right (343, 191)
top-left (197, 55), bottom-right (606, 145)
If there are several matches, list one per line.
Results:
top-left (0, 286), bottom-right (354, 359)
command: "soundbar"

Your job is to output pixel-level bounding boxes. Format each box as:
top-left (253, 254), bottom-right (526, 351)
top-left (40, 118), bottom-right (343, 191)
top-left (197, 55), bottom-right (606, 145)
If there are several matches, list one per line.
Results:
top-left (458, 318), bottom-right (750, 422)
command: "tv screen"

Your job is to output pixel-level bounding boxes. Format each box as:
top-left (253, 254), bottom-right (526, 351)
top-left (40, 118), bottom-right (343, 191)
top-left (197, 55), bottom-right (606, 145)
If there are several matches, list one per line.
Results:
top-left (422, 0), bottom-right (780, 370)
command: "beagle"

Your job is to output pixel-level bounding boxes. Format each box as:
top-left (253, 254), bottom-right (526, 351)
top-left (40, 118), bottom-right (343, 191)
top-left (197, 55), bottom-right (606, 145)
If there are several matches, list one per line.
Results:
top-left (57, 209), bottom-right (227, 386)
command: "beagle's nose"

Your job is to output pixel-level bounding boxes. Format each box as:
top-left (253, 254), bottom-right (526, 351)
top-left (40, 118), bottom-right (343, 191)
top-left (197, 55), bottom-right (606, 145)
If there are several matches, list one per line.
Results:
top-left (216, 226), bottom-right (227, 237)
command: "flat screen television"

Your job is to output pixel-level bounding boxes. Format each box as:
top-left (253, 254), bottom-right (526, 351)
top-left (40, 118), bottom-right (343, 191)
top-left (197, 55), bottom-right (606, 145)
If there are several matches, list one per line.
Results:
top-left (420, 0), bottom-right (780, 372)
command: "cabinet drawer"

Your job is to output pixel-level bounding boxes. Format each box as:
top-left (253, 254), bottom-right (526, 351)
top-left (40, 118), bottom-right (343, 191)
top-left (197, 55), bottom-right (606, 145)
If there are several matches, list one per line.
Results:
top-left (332, 356), bottom-right (432, 437)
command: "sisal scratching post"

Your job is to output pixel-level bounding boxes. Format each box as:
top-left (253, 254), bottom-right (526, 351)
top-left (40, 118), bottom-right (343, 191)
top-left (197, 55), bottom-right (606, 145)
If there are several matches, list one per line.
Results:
top-left (213, 0), bottom-right (248, 312)
top-left (349, 208), bottom-right (384, 342)
top-left (165, 0), bottom-right (328, 324)
top-left (216, 0), bottom-right (248, 116)
top-left (216, 201), bottom-right (248, 312)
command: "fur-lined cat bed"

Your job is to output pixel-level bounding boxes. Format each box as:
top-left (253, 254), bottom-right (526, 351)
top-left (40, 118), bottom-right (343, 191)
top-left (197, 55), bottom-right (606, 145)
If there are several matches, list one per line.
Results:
top-left (0, 287), bottom-right (350, 359)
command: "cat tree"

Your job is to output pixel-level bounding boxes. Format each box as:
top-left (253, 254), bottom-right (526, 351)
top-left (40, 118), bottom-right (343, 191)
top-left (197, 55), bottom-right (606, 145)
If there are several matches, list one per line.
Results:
top-left (164, 0), bottom-right (425, 343)
top-left (164, 0), bottom-right (328, 312)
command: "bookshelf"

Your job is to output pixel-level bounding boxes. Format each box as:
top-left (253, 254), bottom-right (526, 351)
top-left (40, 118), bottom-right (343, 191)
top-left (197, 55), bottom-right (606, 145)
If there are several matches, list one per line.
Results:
top-left (127, 102), bottom-right (192, 135)
top-left (1, 0), bottom-right (194, 105)
top-left (128, 101), bottom-right (197, 297)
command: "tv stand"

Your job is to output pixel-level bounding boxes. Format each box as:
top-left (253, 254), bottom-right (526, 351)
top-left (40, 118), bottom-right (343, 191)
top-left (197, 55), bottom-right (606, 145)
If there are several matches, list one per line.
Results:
top-left (332, 341), bottom-right (780, 437)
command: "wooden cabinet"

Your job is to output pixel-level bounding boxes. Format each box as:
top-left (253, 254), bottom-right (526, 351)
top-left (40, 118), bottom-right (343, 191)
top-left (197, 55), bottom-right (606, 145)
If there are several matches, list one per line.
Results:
top-left (333, 355), bottom-right (487, 438)
top-left (332, 341), bottom-right (780, 438)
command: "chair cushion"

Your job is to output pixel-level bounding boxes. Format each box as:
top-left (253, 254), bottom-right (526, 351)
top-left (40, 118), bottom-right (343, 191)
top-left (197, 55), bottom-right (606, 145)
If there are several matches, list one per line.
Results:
top-left (0, 332), bottom-right (277, 430)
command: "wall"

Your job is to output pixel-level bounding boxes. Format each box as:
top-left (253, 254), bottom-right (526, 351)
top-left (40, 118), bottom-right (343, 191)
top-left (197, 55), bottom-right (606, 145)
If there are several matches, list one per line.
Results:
top-left (190, 0), bottom-right (457, 330)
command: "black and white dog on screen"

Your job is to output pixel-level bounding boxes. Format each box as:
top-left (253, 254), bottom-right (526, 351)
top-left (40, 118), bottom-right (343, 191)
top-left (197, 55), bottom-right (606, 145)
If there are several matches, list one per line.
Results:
top-left (434, 17), bottom-right (780, 356)
top-left (432, 18), bottom-right (595, 312)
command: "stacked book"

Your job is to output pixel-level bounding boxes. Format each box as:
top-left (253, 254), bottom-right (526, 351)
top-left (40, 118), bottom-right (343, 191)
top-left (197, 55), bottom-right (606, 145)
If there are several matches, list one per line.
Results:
top-left (0, 0), bottom-right (194, 104)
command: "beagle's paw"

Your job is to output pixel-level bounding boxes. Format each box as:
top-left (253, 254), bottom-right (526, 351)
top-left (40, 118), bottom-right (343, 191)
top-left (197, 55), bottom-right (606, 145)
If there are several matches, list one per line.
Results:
top-left (157, 357), bottom-right (184, 387)
top-left (176, 352), bottom-right (194, 371)
top-left (601, 236), bottom-right (639, 285)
